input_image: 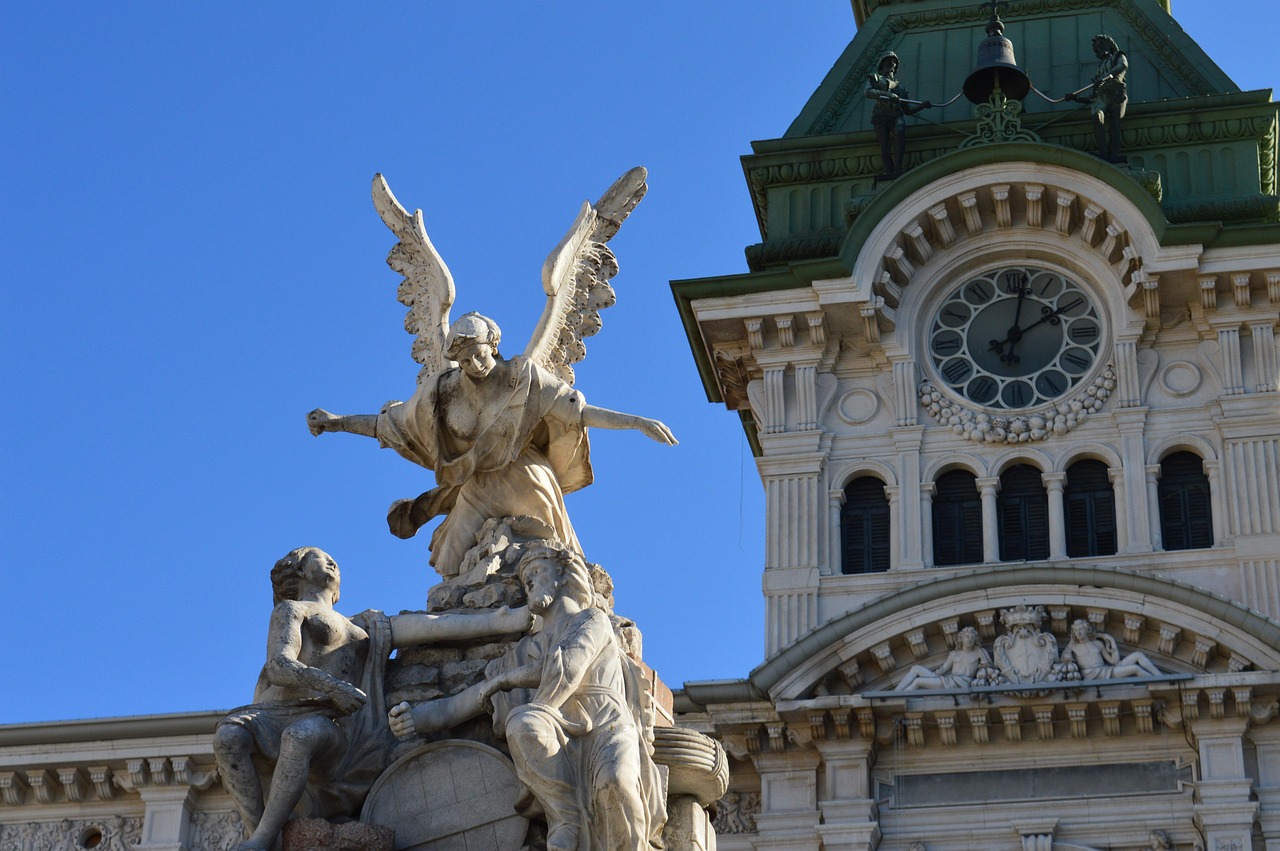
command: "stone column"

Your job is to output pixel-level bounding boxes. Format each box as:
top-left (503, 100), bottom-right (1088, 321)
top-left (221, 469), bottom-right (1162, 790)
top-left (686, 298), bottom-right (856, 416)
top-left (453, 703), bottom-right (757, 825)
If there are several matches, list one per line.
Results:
top-left (884, 485), bottom-right (901, 569)
top-left (828, 488), bottom-right (844, 577)
top-left (1042, 472), bottom-right (1067, 560)
top-left (1109, 467), bottom-right (1130, 554)
top-left (815, 739), bottom-right (880, 851)
top-left (920, 482), bottom-right (936, 569)
top-left (977, 477), bottom-right (1001, 563)
top-left (1190, 717), bottom-right (1258, 850)
top-left (1204, 459), bottom-right (1226, 545)
top-left (1145, 464), bottom-right (1163, 551)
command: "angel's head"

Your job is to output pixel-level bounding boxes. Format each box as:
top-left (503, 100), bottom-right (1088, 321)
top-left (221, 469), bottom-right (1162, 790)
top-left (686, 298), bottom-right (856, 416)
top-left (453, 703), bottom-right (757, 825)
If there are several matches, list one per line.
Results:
top-left (446, 312), bottom-right (502, 379)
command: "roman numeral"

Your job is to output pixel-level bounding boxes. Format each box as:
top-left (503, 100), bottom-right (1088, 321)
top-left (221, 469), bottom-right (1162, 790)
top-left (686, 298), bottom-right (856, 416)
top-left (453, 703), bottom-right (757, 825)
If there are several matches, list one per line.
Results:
top-left (943, 360), bottom-right (972, 383)
top-left (933, 336), bottom-right (961, 354)
top-left (1063, 352), bottom-right (1090, 369)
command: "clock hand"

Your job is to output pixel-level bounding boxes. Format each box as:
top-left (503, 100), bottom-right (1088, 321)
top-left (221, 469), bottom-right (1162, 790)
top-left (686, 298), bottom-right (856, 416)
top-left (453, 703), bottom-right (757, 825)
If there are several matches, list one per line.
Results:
top-left (987, 279), bottom-right (1034, 364)
top-left (1019, 300), bottom-right (1075, 335)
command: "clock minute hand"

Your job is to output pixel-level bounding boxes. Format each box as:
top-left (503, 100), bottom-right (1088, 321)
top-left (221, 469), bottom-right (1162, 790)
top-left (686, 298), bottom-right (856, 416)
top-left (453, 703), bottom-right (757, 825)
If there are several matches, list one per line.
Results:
top-left (1019, 300), bottom-right (1076, 335)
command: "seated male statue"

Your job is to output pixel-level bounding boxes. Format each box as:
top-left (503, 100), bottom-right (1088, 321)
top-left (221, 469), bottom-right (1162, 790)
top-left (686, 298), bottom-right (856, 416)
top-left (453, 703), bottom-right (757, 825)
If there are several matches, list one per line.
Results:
top-left (389, 540), bottom-right (666, 851)
top-left (214, 546), bottom-right (531, 851)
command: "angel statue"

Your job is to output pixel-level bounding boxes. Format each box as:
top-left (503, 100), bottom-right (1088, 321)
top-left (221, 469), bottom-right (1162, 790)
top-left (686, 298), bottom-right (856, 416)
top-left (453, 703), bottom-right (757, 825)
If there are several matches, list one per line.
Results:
top-left (307, 168), bottom-right (676, 578)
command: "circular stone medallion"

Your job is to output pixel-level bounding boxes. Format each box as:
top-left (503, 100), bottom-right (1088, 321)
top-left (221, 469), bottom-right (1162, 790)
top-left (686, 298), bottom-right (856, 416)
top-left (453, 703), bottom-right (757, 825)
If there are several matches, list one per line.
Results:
top-left (361, 740), bottom-right (527, 850)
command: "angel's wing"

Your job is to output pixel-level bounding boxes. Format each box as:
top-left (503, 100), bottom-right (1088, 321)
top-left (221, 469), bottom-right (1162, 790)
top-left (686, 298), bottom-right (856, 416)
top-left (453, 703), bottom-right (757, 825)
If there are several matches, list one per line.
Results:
top-left (372, 174), bottom-right (456, 381)
top-left (524, 167), bottom-right (648, 385)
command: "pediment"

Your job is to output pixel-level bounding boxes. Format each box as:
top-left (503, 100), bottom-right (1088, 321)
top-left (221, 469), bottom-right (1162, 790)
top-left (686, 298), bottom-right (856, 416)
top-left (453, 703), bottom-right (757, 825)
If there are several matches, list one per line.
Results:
top-left (756, 564), bottom-right (1280, 702)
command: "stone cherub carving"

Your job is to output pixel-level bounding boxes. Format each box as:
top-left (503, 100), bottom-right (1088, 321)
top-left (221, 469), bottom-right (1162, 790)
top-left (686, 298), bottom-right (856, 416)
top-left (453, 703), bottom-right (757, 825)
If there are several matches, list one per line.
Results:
top-left (1060, 619), bottom-right (1162, 680)
top-left (1148, 829), bottom-right (1172, 850)
top-left (1064, 34), bottom-right (1129, 162)
top-left (307, 169), bottom-right (676, 577)
top-left (388, 540), bottom-right (666, 851)
top-left (864, 52), bottom-right (932, 178)
top-left (213, 547), bottom-right (531, 851)
top-left (896, 626), bottom-right (991, 691)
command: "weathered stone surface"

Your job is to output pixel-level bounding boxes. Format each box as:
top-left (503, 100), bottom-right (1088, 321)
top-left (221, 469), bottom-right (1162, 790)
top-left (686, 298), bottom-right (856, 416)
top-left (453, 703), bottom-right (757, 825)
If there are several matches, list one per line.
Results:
top-left (282, 818), bottom-right (393, 851)
top-left (360, 741), bottom-right (527, 851)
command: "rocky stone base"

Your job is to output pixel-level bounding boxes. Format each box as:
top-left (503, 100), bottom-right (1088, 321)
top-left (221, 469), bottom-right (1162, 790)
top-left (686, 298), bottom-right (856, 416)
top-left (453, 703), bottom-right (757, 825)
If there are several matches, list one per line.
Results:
top-left (281, 818), bottom-right (393, 851)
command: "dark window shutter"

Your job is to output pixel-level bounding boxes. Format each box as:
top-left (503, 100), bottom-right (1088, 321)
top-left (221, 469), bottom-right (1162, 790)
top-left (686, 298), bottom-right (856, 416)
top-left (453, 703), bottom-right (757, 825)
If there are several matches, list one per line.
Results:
top-left (841, 477), bottom-right (890, 574)
top-left (998, 464), bottom-right (1049, 561)
top-left (933, 470), bottom-right (982, 567)
top-left (1159, 451), bottom-right (1213, 550)
top-left (1065, 460), bottom-right (1117, 557)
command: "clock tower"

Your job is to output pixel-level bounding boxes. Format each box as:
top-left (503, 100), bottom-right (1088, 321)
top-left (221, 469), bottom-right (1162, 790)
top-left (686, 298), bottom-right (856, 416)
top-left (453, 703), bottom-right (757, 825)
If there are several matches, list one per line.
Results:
top-left (673, 2), bottom-right (1280, 849)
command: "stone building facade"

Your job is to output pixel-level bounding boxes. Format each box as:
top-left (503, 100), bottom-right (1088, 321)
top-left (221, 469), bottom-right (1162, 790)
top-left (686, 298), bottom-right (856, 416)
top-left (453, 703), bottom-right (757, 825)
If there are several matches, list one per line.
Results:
top-left (672, 1), bottom-right (1280, 849)
top-left (4, 3), bottom-right (1280, 851)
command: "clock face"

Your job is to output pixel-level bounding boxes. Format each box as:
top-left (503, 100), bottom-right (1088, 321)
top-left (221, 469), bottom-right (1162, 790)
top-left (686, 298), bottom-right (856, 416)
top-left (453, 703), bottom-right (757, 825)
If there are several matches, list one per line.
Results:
top-left (928, 267), bottom-right (1103, 410)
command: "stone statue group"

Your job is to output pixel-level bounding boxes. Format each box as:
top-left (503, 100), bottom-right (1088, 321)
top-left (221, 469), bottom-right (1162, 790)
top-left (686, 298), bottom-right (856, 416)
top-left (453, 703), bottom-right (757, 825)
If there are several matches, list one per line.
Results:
top-left (218, 169), bottom-right (683, 850)
top-left (896, 606), bottom-right (1162, 693)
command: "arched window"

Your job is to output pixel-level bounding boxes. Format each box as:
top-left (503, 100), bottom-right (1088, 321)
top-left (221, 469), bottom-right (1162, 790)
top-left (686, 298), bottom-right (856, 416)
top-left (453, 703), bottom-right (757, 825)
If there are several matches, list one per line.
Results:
top-left (1159, 451), bottom-right (1213, 550)
top-left (1064, 459), bottom-right (1117, 557)
top-left (998, 464), bottom-right (1049, 561)
top-left (841, 477), bottom-right (890, 574)
top-left (933, 470), bottom-right (982, 567)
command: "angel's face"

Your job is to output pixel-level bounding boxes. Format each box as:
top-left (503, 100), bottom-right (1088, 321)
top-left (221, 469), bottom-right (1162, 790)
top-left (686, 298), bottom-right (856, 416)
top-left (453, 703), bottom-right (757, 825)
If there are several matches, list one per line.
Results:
top-left (457, 342), bottom-right (498, 380)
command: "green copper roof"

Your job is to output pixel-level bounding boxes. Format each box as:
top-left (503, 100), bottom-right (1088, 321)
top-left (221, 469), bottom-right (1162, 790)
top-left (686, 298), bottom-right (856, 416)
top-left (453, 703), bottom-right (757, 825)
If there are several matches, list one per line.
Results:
top-left (795, 0), bottom-right (1238, 137)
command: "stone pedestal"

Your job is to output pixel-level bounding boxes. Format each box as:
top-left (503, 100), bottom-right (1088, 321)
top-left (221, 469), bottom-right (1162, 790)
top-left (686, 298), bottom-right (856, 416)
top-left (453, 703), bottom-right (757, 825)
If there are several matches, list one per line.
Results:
top-left (664, 795), bottom-right (717, 851)
top-left (281, 818), bottom-right (393, 851)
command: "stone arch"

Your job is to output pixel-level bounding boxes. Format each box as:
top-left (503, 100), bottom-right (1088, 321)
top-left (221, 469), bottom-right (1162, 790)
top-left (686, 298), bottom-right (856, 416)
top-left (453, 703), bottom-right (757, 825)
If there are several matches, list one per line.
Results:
top-left (1057, 441), bottom-right (1124, 472)
top-left (922, 452), bottom-right (987, 481)
top-left (1147, 433), bottom-right (1219, 465)
top-left (988, 447), bottom-right (1054, 476)
top-left (831, 459), bottom-right (898, 492)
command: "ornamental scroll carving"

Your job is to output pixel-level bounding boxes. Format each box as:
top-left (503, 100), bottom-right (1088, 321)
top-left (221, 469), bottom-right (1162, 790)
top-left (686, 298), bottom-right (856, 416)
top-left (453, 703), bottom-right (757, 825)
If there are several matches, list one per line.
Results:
top-left (0, 816), bottom-right (141, 851)
top-left (712, 791), bottom-right (760, 835)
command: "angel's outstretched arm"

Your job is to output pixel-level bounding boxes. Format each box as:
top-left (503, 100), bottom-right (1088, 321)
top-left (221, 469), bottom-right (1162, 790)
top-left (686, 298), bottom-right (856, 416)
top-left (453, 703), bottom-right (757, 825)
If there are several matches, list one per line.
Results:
top-left (581, 404), bottom-right (677, 446)
top-left (307, 409), bottom-right (378, 438)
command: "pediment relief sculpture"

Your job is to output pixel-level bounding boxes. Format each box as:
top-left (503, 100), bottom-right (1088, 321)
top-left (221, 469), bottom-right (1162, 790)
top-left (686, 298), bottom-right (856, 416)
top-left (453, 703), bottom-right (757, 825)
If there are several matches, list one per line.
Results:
top-left (890, 605), bottom-right (1166, 695)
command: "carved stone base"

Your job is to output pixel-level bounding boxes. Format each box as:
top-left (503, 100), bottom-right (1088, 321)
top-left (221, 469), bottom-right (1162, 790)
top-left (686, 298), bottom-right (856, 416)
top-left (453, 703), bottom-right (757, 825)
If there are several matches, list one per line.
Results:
top-left (281, 818), bottom-right (393, 851)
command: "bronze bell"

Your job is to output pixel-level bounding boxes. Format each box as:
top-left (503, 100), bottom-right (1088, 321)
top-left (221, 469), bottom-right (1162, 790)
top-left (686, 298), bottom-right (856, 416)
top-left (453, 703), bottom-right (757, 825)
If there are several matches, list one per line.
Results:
top-left (963, 8), bottom-right (1032, 103)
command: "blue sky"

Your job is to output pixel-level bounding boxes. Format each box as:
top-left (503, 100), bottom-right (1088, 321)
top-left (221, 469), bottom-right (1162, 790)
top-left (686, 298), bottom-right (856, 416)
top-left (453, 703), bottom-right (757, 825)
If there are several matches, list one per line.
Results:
top-left (3, 2), bottom-right (1277, 724)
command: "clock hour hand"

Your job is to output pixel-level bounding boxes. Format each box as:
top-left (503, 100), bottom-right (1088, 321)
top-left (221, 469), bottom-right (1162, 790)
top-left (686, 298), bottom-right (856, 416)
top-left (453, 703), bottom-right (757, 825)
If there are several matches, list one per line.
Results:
top-left (988, 281), bottom-right (1033, 365)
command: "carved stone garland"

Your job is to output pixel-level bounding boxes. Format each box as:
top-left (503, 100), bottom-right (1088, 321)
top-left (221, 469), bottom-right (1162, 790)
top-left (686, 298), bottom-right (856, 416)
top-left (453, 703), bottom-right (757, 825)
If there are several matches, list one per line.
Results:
top-left (918, 363), bottom-right (1117, 443)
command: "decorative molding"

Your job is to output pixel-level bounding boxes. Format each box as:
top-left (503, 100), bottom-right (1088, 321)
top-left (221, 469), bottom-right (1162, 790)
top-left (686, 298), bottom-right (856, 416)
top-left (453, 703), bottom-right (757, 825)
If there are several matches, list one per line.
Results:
top-left (918, 365), bottom-right (1117, 444)
top-left (0, 816), bottom-right (142, 851)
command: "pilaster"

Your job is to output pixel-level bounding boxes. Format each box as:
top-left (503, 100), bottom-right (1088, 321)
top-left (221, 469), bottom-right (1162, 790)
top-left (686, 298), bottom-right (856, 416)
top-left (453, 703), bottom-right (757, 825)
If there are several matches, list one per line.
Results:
top-left (815, 739), bottom-right (880, 851)
top-left (1191, 717), bottom-right (1258, 851)
top-left (135, 785), bottom-right (197, 851)
top-left (1249, 725), bottom-right (1280, 850)
top-left (1114, 407), bottom-right (1152, 553)
top-left (752, 750), bottom-right (822, 851)
top-left (891, 427), bottom-right (924, 569)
